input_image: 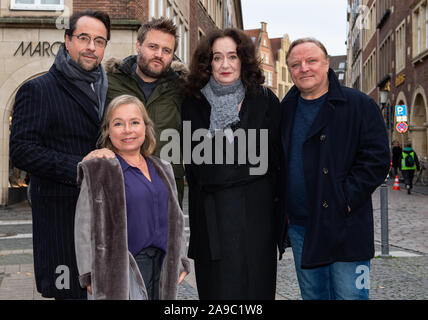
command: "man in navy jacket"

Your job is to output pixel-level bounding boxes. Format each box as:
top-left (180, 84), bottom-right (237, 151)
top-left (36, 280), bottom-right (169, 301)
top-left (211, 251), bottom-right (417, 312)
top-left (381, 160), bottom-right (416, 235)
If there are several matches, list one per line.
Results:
top-left (278, 38), bottom-right (389, 300)
top-left (10, 10), bottom-right (110, 299)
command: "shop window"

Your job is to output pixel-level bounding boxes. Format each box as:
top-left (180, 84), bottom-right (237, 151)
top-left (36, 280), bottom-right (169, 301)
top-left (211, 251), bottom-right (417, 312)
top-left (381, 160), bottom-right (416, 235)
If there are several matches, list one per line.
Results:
top-left (11, 0), bottom-right (64, 11)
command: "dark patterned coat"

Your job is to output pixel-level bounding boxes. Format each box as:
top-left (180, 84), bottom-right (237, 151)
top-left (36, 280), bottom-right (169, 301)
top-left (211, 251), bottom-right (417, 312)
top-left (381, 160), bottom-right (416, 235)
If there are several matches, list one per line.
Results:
top-left (10, 65), bottom-right (103, 299)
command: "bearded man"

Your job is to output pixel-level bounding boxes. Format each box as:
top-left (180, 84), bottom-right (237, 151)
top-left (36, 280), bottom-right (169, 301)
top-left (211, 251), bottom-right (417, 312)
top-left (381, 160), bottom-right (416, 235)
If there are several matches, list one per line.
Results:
top-left (106, 17), bottom-right (185, 206)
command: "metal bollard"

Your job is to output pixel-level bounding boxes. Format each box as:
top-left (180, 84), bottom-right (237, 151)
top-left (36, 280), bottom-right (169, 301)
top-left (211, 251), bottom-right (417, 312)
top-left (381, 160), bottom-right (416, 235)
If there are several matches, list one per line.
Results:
top-left (379, 180), bottom-right (390, 257)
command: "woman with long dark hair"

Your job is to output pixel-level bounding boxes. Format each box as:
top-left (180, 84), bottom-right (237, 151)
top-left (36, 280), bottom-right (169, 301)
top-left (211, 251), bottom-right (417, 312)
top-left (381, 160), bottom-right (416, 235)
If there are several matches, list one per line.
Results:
top-left (182, 28), bottom-right (281, 299)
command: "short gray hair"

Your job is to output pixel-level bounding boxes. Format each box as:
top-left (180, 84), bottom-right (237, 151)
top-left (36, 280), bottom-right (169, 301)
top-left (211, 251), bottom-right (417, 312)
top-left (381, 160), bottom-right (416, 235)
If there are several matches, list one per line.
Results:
top-left (286, 37), bottom-right (329, 65)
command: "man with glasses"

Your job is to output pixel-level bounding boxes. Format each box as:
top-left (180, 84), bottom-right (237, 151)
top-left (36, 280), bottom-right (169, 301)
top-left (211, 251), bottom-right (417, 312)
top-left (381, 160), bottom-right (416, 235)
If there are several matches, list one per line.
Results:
top-left (10, 10), bottom-right (110, 299)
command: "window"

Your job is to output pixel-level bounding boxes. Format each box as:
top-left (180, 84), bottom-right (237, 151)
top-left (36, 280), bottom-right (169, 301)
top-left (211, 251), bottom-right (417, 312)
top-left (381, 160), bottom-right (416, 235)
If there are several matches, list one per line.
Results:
top-left (426, 5), bottom-right (428, 51)
top-left (338, 73), bottom-right (344, 80)
top-left (362, 2), bottom-right (376, 48)
top-left (150, 0), bottom-right (156, 19)
top-left (379, 34), bottom-right (392, 79)
top-left (412, 3), bottom-right (428, 58)
top-left (363, 50), bottom-right (376, 94)
top-left (158, 0), bottom-right (164, 17)
top-left (396, 21), bottom-right (406, 72)
top-left (268, 72), bottom-right (272, 86)
top-left (379, 0), bottom-right (391, 16)
top-left (11, 0), bottom-right (64, 10)
top-left (176, 20), bottom-right (189, 65)
top-left (339, 62), bottom-right (346, 70)
top-left (282, 67), bottom-right (287, 82)
top-left (265, 53), bottom-right (269, 64)
top-left (166, 0), bottom-right (172, 18)
top-left (417, 10), bottom-right (421, 54)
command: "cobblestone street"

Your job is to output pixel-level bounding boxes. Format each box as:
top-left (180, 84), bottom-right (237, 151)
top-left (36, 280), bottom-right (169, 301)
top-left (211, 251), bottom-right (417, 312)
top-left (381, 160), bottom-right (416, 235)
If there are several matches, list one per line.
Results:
top-left (1, 183), bottom-right (427, 300)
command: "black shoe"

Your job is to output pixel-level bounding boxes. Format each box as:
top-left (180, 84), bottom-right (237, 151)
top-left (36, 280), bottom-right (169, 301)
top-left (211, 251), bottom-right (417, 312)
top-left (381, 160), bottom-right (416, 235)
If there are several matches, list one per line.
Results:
top-left (408, 188), bottom-right (411, 194)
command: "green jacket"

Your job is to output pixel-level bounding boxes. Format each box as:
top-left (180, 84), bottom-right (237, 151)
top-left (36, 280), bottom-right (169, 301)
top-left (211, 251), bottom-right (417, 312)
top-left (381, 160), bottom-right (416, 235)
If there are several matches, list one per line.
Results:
top-left (105, 55), bottom-right (185, 179)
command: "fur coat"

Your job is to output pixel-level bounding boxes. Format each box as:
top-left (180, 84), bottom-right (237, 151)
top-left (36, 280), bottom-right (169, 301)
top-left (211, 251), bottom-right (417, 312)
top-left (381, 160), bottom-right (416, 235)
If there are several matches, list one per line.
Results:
top-left (74, 155), bottom-right (190, 300)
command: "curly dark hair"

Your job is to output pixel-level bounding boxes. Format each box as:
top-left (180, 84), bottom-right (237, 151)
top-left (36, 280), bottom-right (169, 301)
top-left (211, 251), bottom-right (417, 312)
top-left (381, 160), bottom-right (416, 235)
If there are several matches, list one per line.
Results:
top-left (184, 28), bottom-right (264, 97)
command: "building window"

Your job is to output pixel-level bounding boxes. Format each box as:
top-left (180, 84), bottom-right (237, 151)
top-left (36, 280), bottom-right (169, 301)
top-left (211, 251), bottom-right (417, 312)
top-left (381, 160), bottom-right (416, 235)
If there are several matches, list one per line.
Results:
top-left (339, 62), bottom-right (345, 70)
top-left (363, 50), bottom-right (376, 94)
top-left (150, 0), bottom-right (156, 18)
top-left (268, 72), bottom-right (272, 86)
top-left (282, 67), bottom-right (287, 82)
top-left (412, 4), bottom-right (428, 57)
top-left (158, 0), bottom-right (164, 17)
top-left (396, 21), bottom-right (406, 72)
top-left (265, 53), bottom-right (269, 64)
top-left (379, 0), bottom-right (391, 16)
top-left (417, 9), bottom-right (421, 54)
top-left (10, 0), bottom-right (64, 11)
top-left (166, 0), bottom-right (172, 18)
top-left (426, 5), bottom-right (428, 52)
top-left (379, 34), bottom-right (392, 80)
top-left (362, 2), bottom-right (376, 48)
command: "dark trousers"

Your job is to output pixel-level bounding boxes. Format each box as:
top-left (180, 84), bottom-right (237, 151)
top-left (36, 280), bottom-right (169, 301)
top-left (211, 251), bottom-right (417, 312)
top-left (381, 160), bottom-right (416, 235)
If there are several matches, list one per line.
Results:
top-left (134, 247), bottom-right (163, 300)
top-left (402, 170), bottom-right (415, 189)
top-left (392, 166), bottom-right (400, 177)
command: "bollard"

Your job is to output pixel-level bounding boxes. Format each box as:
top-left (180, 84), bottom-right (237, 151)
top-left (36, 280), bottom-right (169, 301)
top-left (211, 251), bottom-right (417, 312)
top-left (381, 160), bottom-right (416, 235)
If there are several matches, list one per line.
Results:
top-left (379, 180), bottom-right (390, 257)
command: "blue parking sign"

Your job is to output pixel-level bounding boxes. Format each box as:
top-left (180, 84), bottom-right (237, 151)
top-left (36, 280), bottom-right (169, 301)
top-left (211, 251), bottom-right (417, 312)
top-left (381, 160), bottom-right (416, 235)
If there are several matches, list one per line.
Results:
top-left (395, 105), bottom-right (407, 117)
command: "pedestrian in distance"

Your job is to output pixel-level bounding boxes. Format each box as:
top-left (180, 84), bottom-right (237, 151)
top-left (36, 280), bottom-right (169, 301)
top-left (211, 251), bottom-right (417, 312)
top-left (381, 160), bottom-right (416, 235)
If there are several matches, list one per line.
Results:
top-left (278, 38), bottom-right (390, 300)
top-left (9, 10), bottom-right (111, 300)
top-left (391, 140), bottom-right (402, 178)
top-left (75, 95), bottom-right (189, 300)
top-left (181, 28), bottom-right (281, 299)
top-left (105, 17), bottom-right (186, 208)
top-left (401, 142), bottom-right (420, 194)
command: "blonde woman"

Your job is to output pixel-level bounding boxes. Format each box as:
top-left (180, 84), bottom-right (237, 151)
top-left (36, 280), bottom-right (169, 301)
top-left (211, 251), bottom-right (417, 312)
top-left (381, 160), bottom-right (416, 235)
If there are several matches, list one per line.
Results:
top-left (74, 94), bottom-right (189, 300)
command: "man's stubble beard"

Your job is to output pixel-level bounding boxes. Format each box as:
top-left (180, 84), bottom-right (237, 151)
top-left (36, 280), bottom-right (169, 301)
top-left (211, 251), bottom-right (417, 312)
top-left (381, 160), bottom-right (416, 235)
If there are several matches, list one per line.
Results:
top-left (137, 54), bottom-right (171, 79)
top-left (77, 52), bottom-right (100, 72)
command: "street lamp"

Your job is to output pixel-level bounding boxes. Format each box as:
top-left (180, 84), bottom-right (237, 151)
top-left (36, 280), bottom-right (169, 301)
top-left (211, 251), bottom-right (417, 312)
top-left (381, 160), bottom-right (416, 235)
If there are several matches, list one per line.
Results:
top-left (379, 89), bottom-right (391, 258)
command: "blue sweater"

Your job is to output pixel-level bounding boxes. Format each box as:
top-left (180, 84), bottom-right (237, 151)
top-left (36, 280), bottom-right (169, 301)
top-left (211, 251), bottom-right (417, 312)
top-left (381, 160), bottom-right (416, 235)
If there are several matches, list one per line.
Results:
top-left (287, 93), bottom-right (326, 226)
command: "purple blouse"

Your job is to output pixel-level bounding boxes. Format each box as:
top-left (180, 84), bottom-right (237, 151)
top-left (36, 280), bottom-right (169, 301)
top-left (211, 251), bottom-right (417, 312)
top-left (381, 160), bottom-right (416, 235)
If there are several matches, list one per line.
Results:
top-left (116, 154), bottom-right (169, 257)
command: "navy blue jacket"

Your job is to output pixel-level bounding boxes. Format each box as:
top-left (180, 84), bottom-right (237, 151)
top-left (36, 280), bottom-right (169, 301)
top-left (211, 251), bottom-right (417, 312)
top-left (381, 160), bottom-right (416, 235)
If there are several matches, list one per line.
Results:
top-left (278, 69), bottom-right (390, 268)
top-left (10, 64), bottom-right (103, 298)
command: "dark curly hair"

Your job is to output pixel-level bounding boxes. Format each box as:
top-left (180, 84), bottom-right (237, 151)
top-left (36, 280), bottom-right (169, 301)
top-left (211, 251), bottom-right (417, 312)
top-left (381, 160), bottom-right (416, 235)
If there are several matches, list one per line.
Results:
top-left (184, 28), bottom-right (264, 97)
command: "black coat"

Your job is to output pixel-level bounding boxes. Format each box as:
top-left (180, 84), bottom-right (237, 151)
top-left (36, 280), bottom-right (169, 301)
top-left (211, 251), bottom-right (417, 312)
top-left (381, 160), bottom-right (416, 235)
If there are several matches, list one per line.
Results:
top-left (10, 65), bottom-right (103, 298)
top-left (181, 87), bottom-right (281, 299)
top-left (278, 69), bottom-right (390, 268)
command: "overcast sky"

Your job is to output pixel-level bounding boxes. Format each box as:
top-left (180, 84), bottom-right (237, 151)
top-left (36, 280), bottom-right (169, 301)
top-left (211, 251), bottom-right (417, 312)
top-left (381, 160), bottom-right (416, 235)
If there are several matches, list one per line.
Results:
top-left (242, 0), bottom-right (348, 56)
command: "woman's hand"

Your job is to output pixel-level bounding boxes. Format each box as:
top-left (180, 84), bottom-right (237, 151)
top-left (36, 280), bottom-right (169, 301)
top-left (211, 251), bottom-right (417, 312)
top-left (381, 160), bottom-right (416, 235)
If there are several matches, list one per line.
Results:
top-left (83, 148), bottom-right (115, 161)
top-left (178, 271), bottom-right (188, 284)
top-left (87, 285), bottom-right (92, 295)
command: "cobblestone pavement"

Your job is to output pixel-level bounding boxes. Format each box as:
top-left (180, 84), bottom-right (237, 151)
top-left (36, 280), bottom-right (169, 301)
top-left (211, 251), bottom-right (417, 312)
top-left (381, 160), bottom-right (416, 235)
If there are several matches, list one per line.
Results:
top-left (1, 183), bottom-right (427, 300)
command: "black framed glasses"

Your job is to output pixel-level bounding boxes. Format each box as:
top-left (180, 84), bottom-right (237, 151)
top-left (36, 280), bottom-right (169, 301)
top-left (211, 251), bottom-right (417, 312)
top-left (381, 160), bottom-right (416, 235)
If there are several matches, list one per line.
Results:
top-left (71, 33), bottom-right (108, 48)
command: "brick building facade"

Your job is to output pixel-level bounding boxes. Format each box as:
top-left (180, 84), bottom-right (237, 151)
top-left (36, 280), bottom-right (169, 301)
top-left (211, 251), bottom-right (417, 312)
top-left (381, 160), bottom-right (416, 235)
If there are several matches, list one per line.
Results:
top-left (245, 22), bottom-right (277, 95)
top-left (346, 0), bottom-right (428, 163)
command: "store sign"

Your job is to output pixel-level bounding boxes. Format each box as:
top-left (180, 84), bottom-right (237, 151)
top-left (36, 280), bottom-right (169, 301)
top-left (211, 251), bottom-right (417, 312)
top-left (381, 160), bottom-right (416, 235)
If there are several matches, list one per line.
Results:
top-left (14, 41), bottom-right (63, 57)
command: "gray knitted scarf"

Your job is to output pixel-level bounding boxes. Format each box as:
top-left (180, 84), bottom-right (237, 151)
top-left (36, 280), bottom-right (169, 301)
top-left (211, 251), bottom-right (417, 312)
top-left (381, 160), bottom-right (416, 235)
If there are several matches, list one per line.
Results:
top-left (201, 76), bottom-right (245, 136)
top-left (54, 45), bottom-right (107, 120)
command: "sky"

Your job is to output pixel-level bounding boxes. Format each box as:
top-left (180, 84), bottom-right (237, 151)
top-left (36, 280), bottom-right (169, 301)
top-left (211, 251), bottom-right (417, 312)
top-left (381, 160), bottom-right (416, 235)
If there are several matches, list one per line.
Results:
top-left (241, 0), bottom-right (348, 56)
